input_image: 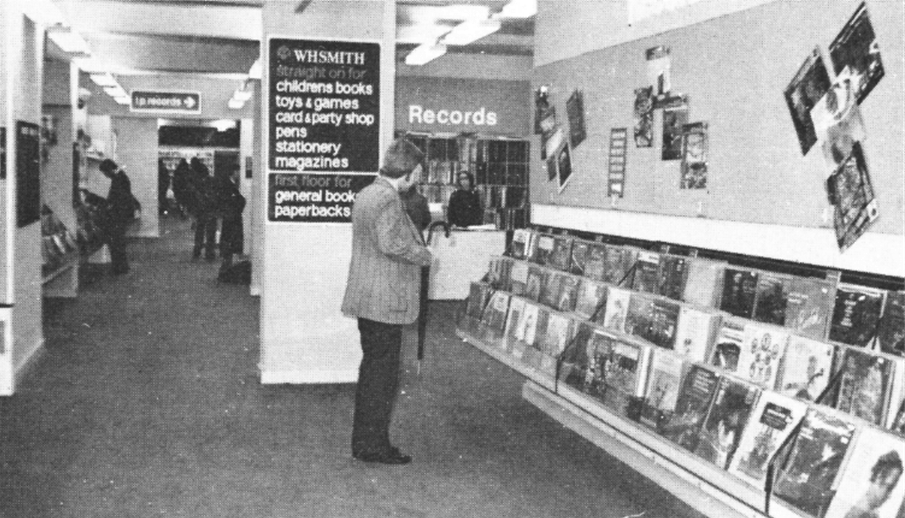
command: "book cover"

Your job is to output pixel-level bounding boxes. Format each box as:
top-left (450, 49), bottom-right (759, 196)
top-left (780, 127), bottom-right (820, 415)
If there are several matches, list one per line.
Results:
top-left (753, 273), bottom-right (793, 326)
top-left (603, 245), bottom-right (638, 286)
top-left (878, 291), bottom-right (905, 356)
top-left (830, 284), bottom-right (885, 347)
top-left (539, 270), bottom-right (564, 309)
top-left (786, 277), bottom-right (837, 341)
top-left (683, 258), bottom-right (726, 308)
top-left (533, 234), bottom-right (555, 266)
top-left (641, 349), bottom-right (686, 430)
top-left (509, 261), bottom-right (529, 297)
top-left (601, 338), bottom-right (651, 418)
top-left (773, 409), bottom-right (857, 518)
top-left (524, 265), bottom-right (546, 302)
top-left (824, 427), bottom-right (905, 518)
top-left (584, 243), bottom-right (607, 281)
top-left (632, 251), bottom-right (661, 294)
top-left (694, 377), bottom-right (760, 469)
top-left (624, 293), bottom-right (654, 339)
top-left (712, 318), bottom-right (746, 374)
top-left (548, 235), bottom-right (574, 271)
top-left (556, 275), bottom-right (580, 313)
top-left (720, 268), bottom-right (759, 319)
top-left (659, 364), bottom-right (720, 452)
top-left (602, 287), bottom-right (632, 333)
top-left (835, 347), bottom-right (891, 426)
top-left (736, 323), bottom-right (790, 389)
top-left (728, 392), bottom-right (808, 487)
top-left (657, 254), bottom-right (687, 301)
top-left (636, 299), bottom-right (680, 350)
top-left (829, 2), bottom-right (885, 105)
top-left (570, 240), bottom-right (590, 276)
top-left (674, 306), bottom-right (722, 363)
top-left (779, 336), bottom-right (836, 402)
top-left (574, 280), bottom-right (608, 322)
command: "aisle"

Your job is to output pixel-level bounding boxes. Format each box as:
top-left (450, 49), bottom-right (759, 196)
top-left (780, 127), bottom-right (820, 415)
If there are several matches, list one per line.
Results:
top-left (0, 218), bottom-right (705, 518)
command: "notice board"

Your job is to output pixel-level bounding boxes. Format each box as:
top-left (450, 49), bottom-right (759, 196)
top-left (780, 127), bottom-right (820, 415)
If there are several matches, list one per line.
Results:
top-left (267, 38), bottom-right (381, 223)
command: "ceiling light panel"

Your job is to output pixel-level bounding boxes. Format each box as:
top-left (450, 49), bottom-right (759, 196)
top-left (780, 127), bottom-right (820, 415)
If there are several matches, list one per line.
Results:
top-left (405, 43), bottom-right (447, 66)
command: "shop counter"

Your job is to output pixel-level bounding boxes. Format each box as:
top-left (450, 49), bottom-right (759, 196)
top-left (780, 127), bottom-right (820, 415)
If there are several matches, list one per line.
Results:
top-left (427, 228), bottom-right (506, 300)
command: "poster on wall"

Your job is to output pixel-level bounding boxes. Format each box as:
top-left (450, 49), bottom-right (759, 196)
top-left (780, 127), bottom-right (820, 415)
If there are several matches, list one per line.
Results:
top-left (829, 2), bottom-right (884, 106)
top-left (16, 121), bottom-right (41, 228)
top-left (680, 122), bottom-right (708, 189)
top-left (565, 90), bottom-right (587, 148)
top-left (661, 95), bottom-right (688, 161)
top-left (608, 128), bottom-right (628, 197)
top-left (633, 86), bottom-right (654, 148)
top-left (827, 141), bottom-right (878, 251)
top-left (646, 45), bottom-right (672, 100)
top-left (784, 49), bottom-right (831, 155)
top-left (556, 144), bottom-right (573, 192)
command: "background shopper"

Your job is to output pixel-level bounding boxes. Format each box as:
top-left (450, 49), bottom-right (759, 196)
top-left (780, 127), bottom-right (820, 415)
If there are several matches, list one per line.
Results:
top-left (99, 158), bottom-right (136, 275)
top-left (446, 171), bottom-right (483, 228)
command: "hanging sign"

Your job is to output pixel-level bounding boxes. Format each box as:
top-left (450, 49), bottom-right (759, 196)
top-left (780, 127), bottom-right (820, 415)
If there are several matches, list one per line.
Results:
top-left (130, 90), bottom-right (202, 114)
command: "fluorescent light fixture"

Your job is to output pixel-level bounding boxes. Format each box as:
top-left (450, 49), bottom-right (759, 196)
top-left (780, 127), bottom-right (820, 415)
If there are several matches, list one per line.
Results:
top-left (247, 59), bottom-right (262, 80)
top-left (47, 29), bottom-right (91, 55)
top-left (233, 89), bottom-right (253, 102)
top-left (493, 0), bottom-right (537, 19)
top-left (227, 98), bottom-right (245, 110)
top-left (113, 96), bottom-right (131, 106)
top-left (441, 19), bottom-right (501, 46)
top-left (405, 42), bottom-right (447, 66)
top-left (90, 73), bottom-right (118, 87)
top-left (103, 85), bottom-right (127, 98)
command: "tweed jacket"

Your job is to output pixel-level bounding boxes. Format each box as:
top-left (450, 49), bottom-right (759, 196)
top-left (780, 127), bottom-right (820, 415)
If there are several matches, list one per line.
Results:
top-left (342, 176), bottom-right (433, 325)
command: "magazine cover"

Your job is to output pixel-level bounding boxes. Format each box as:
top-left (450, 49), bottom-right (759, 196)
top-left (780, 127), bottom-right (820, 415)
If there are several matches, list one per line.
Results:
top-left (828, 2), bottom-right (885, 105)
top-left (657, 254), bottom-right (687, 301)
top-left (633, 86), bottom-right (654, 148)
top-left (549, 235), bottom-right (574, 271)
top-left (574, 280), bottom-right (608, 322)
top-left (570, 240), bottom-right (590, 276)
top-left (601, 339), bottom-right (651, 418)
top-left (661, 95), bottom-right (688, 161)
top-left (636, 299), bottom-right (680, 350)
top-left (829, 283), bottom-right (885, 347)
top-left (534, 234), bottom-right (555, 265)
top-left (624, 293), bottom-right (654, 339)
top-left (878, 291), bottom-right (905, 356)
top-left (783, 48), bottom-right (831, 155)
top-left (778, 336), bottom-right (835, 402)
top-left (682, 258), bottom-right (726, 308)
top-left (736, 323), bottom-right (790, 389)
top-left (509, 261), bottom-right (529, 297)
top-left (602, 287), bottom-right (632, 333)
top-left (824, 427), bottom-right (905, 518)
top-left (835, 347), bottom-right (891, 426)
top-left (565, 89), bottom-right (587, 148)
top-left (584, 242), bottom-right (607, 281)
top-left (539, 270), bottom-right (564, 309)
top-left (693, 377), bottom-right (760, 470)
top-left (674, 306), bottom-right (722, 363)
top-left (632, 251), bottom-right (661, 294)
top-left (679, 122), bottom-right (708, 189)
top-left (828, 142), bottom-right (879, 252)
top-left (720, 268), bottom-right (759, 319)
top-left (712, 318), bottom-right (746, 374)
top-left (659, 364), bottom-right (720, 453)
top-left (728, 392), bottom-right (808, 487)
top-left (753, 273), bottom-right (793, 326)
top-left (603, 245), bottom-right (638, 286)
top-left (786, 277), bottom-right (838, 341)
top-left (773, 408), bottom-right (857, 518)
top-left (524, 265), bottom-right (546, 302)
top-left (556, 275), bottom-right (580, 313)
top-left (641, 349), bottom-right (687, 430)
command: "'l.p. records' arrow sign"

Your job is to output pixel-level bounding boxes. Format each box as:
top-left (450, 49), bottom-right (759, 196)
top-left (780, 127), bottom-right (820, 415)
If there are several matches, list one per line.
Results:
top-left (131, 90), bottom-right (202, 114)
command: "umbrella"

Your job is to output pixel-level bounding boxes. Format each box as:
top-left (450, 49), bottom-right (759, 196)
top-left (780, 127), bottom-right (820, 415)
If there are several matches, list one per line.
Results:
top-left (419, 221), bottom-right (451, 374)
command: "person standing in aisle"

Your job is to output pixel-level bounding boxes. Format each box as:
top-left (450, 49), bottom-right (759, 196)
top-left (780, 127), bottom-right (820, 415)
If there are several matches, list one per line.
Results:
top-left (190, 157), bottom-right (217, 261)
top-left (446, 171), bottom-right (483, 227)
top-left (158, 159), bottom-right (170, 216)
top-left (342, 138), bottom-right (433, 465)
top-left (215, 164), bottom-right (245, 279)
top-left (172, 158), bottom-right (192, 218)
top-left (99, 159), bottom-right (135, 275)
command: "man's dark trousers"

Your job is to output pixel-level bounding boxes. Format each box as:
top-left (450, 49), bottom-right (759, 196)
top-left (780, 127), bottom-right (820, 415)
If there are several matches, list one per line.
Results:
top-left (352, 318), bottom-right (402, 456)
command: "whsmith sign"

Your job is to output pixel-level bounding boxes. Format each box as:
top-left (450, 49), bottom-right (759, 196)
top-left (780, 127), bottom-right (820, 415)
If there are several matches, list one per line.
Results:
top-left (130, 91), bottom-right (202, 114)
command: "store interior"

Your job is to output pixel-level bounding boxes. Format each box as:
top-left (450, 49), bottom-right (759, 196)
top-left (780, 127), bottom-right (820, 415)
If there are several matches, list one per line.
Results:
top-left (1, 0), bottom-right (903, 516)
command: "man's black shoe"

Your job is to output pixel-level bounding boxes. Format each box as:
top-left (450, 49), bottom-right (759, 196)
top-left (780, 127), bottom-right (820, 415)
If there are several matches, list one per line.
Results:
top-left (353, 449), bottom-right (412, 465)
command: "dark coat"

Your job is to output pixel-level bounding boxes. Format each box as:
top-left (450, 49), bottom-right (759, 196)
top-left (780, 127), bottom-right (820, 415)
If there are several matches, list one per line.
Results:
top-left (447, 189), bottom-right (482, 227)
top-left (106, 170), bottom-right (134, 229)
top-left (216, 176), bottom-right (246, 255)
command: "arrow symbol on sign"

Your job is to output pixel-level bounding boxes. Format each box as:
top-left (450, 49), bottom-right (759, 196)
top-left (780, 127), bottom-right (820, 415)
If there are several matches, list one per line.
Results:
top-left (184, 96), bottom-right (196, 109)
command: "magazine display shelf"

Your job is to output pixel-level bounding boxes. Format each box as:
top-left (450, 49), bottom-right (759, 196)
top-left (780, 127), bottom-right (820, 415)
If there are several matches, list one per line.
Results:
top-left (457, 326), bottom-right (801, 518)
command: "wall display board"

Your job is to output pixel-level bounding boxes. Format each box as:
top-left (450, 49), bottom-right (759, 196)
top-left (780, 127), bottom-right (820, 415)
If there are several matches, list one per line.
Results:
top-left (267, 38), bottom-right (380, 223)
top-left (16, 121), bottom-right (40, 228)
top-left (130, 90), bottom-right (202, 114)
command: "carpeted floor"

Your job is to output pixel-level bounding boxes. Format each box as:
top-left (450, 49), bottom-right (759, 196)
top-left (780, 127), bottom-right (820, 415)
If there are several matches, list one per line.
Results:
top-left (0, 217), bottom-right (706, 518)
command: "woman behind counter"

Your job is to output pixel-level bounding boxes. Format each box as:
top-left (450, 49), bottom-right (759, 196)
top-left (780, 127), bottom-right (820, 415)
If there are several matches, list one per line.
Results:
top-left (447, 171), bottom-right (483, 228)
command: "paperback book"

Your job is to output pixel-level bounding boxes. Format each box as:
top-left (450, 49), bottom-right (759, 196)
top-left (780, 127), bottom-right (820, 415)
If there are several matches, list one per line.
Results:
top-left (624, 293), bottom-right (654, 339)
top-left (773, 408), bottom-right (857, 518)
top-left (657, 254), bottom-right (687, 301)
top-left (778, 336), bottom-right (836, 402)
top-left (878, 291), bottom-right (905, 356)
top-left (548, 235), bottom-right (574, 272)
top-left (603, 245), bottom-right (638, 286)
top-left (510, 302), bottom-right (540, 360)
top-left (510, 229), bottom-right (532, 260)
top-left (834, 346), bottom-right (892, 426)
top-left (753, 273), bottom-right (793, 326)
top-left (509, 261), bottom-right (529, 297)
top-left (635, 298), bottom-right (680, 350)
top-left (533, 234), bottom-right (556, 266)
top-left (539, 270), bottom-right (564, 309)
top-left (584, 243), bottom-right (607, 281)
top-left (574, 279), bottom-right (608, 322)
top-left (570, 240), bottom-right (590, 276)
top-left (712, 318), bottom-right (747, 374)
top-left (693, 377), bottom-right (760, 470)
top-left (824, 427), bottom-right (905, 518)
top-left (602, 287), bottom-right (632, 333)
top-left (481, 291), bottom-right (511, 340)
top-left (728, 392), bottom-right (807, 487)
top-left (674, 306), bottom-right (722, 363)
top-left (504, 296), bottom-right (527, 351)
top-left (560, 323), bottom-right (601, 396)
top-left (523, 307), bottom-right (550, 369)
top-left (682, 258), bottom-right (726, 308)
top-left (829, 283), bottom-right (885, 347)
top-left (524, 265), bottom-right (546, 302)
top-left (556, 275), bottom-right (580, 313)
top-left (659, 364), bottom-right (721, 453)
top-left (600, 338), bottom-right (652, 419)
top-left (785, 277), bottom-right (837, 341)
top-left (632, 251), bottom-right (661, 294)
top-left (539, 313), bottom-right (574, 376)
top-left (720, 268), bottom-right (759, 319)
top-left (562, 328), bottom-right (614, 403)
top-left (640, 349), bottom-right (687, 430)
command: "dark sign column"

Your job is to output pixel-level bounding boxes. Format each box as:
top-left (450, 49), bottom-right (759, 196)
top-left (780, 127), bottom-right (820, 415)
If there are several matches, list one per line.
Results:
top-left (267, 38), bottom-right (381, 223)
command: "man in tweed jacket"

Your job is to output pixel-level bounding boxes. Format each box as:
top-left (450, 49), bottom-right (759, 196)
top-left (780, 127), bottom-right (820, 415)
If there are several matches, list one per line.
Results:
top-left (342, 139), bottom-right (433, 465)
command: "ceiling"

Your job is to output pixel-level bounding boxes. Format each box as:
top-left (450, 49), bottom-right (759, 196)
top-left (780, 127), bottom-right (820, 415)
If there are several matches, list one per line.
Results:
top-left (47, 0), bottom-right (534, 76)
